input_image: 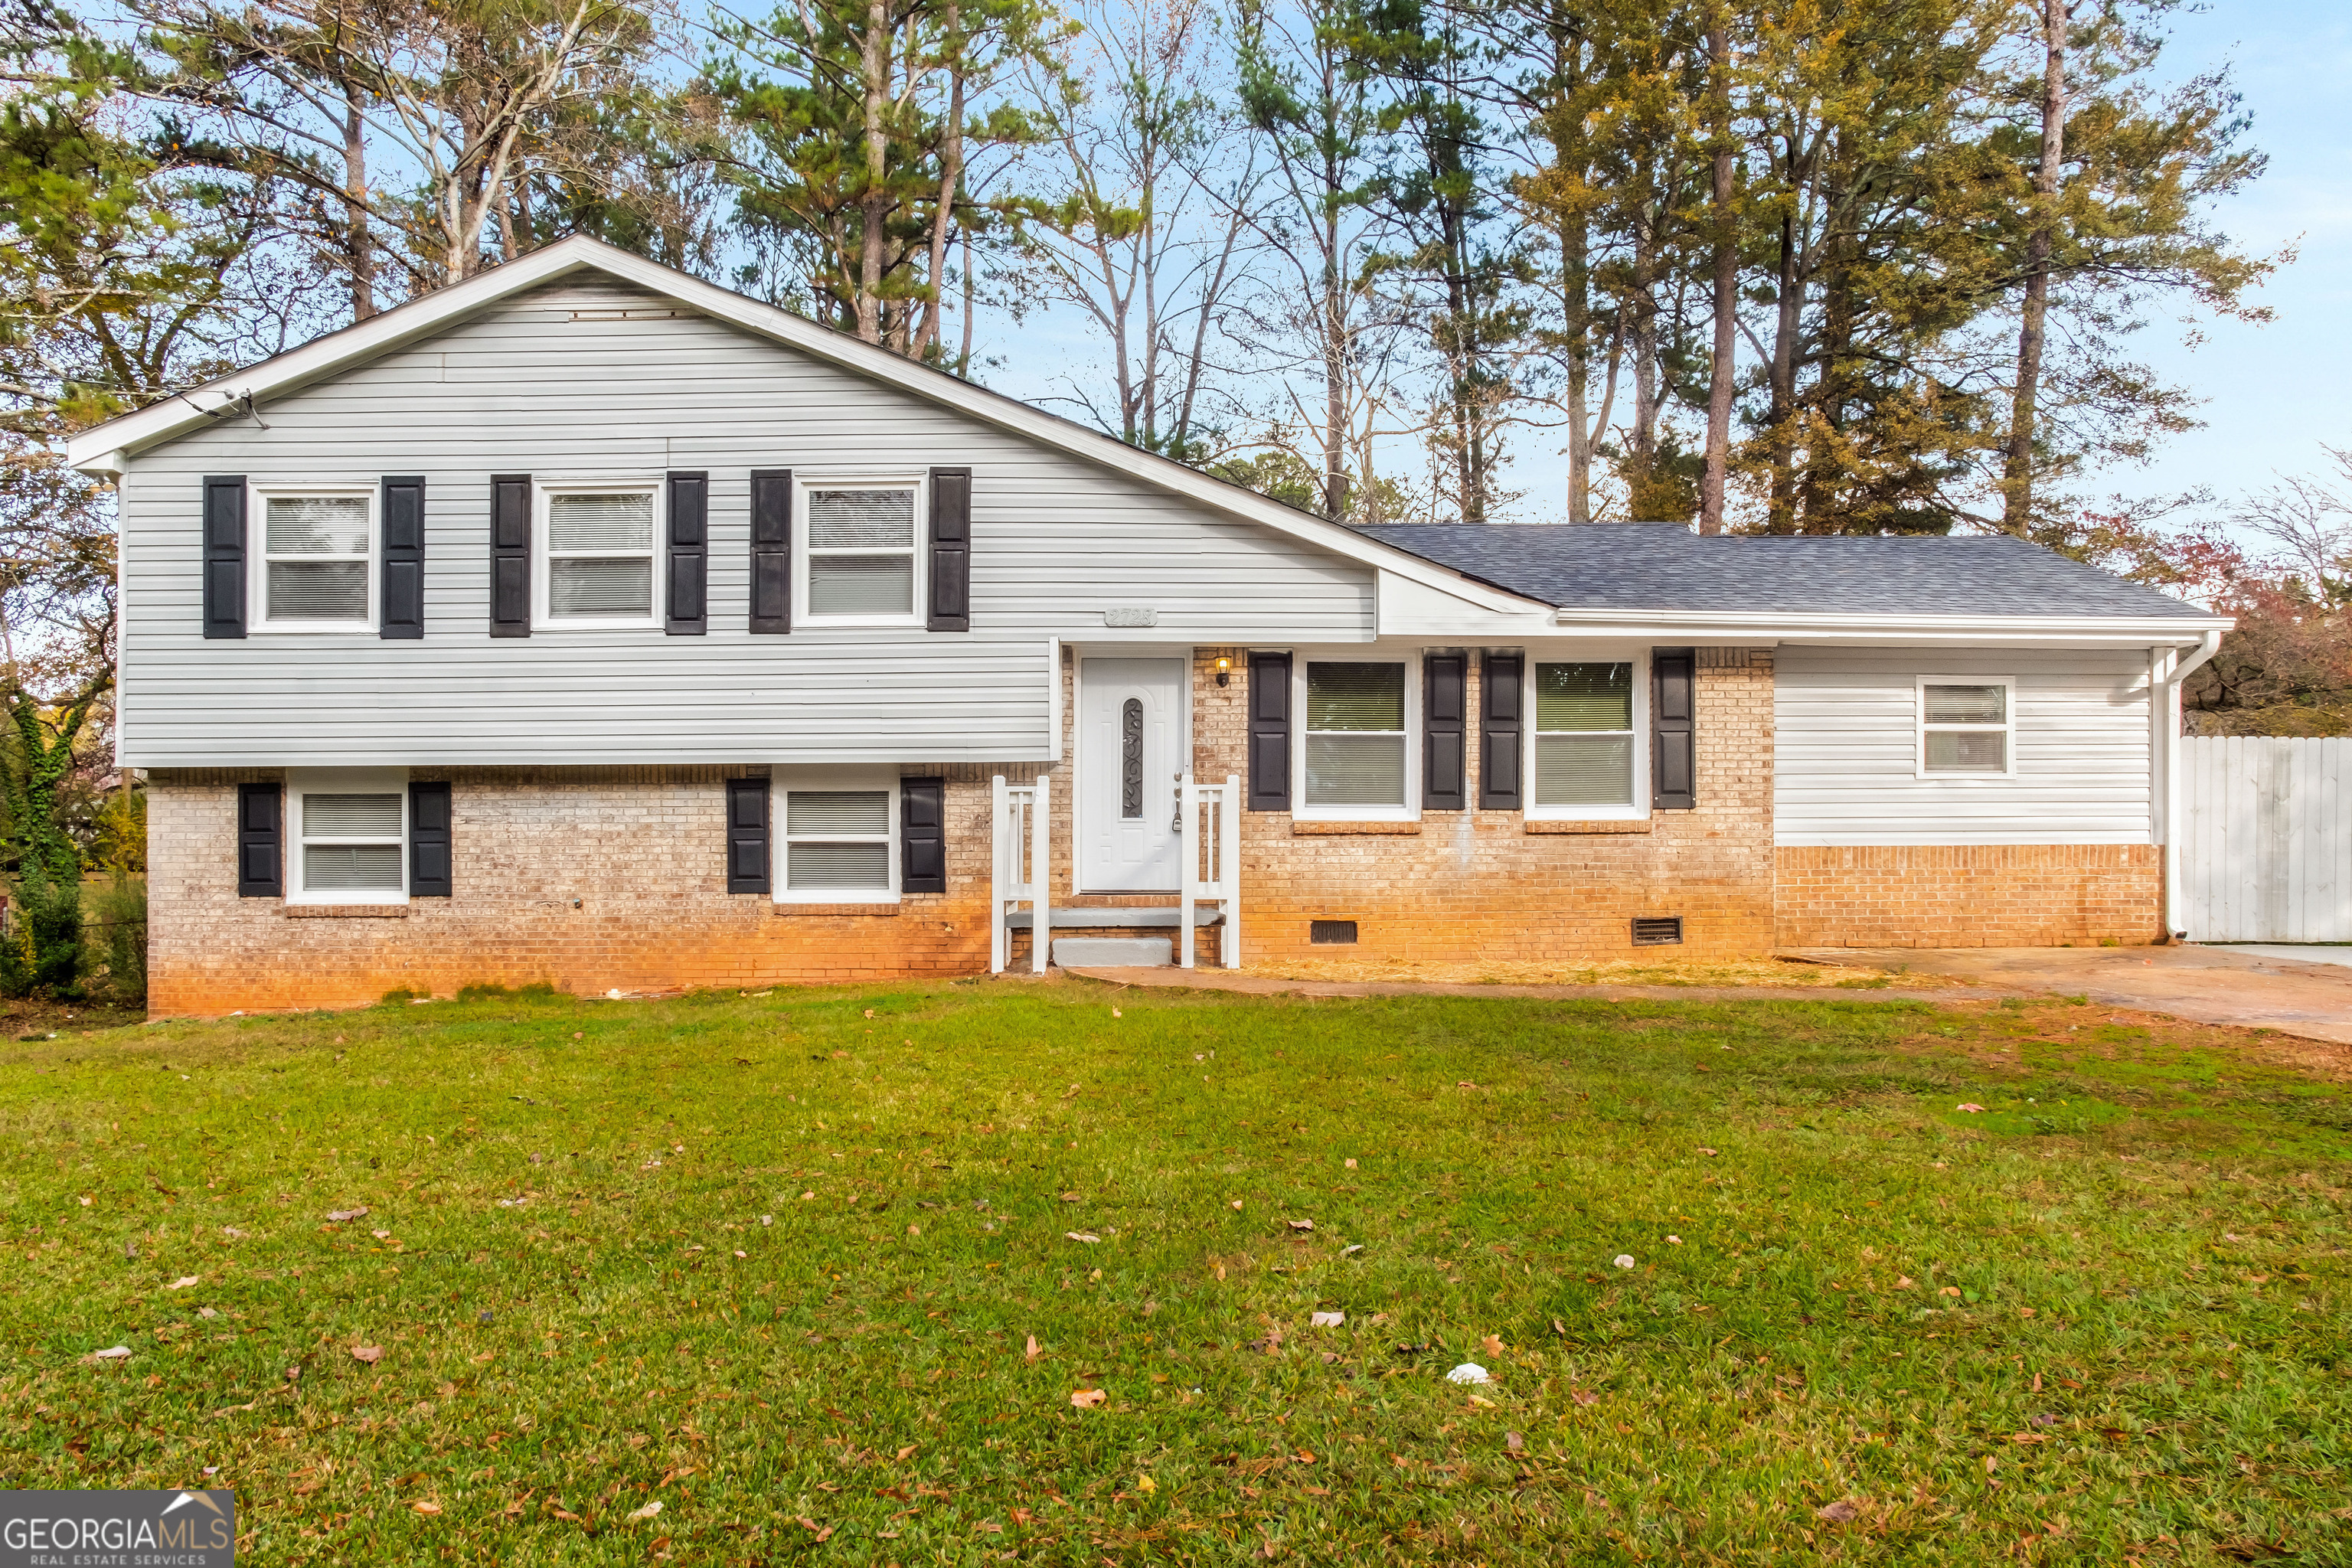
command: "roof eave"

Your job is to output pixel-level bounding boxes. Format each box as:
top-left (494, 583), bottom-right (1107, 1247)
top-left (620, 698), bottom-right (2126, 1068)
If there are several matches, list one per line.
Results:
top-left (1545, 606), bottom-right (2233, 643)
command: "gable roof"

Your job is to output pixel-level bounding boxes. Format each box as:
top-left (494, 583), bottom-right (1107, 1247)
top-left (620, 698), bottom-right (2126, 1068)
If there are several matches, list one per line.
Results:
top-left (1358, 522), bottom-right (2224, 627)
top-left (62, 235), bottom-right (1543, 617)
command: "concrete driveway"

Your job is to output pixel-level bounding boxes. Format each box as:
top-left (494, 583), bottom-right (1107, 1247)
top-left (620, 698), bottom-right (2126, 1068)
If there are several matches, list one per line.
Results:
top-left (1792, 944), bottom-right (2352, 1046)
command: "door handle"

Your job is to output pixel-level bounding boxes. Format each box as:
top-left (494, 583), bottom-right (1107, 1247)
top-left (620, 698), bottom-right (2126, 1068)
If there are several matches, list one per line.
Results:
top-left (1171, 772), bottom-right (1183, 835)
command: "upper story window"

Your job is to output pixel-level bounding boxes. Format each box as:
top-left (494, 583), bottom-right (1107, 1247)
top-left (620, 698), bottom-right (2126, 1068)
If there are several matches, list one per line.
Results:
top-left (798, 479), bottom-right (925, 626)
top-left (1301, 660), bottom-right (1411, 815)
top-left (777, 773), bottom-right (898, 902)
top-left (1534, 662), bottom-right (1635, 808)
top-left (1919, 678), bottom-right (2013, 775)
top-left (539, 483), bottom-right (658, 627)
top-left (287, 768), bottom-right (407, 904)
top-left (254, 487), bottom-right (373, 630)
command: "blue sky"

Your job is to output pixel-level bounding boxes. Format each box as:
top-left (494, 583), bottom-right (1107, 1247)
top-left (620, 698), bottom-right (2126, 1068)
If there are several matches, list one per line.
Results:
top-left (2125, 0), bottom-right (2352, 514)
top-left (985, 2), bottom-right (2350, 525)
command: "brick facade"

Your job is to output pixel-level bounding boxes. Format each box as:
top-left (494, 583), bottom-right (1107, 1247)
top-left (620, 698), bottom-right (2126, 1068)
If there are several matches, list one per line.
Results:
top-left (1772, 844), bottom-right (2164, 949)
top-left (1191, 646), bottom-right (1779, 966)
top-left (145, 647), bottom-right (2161, 1014)
top-left (145, 766), bottom-right (1014, 1014)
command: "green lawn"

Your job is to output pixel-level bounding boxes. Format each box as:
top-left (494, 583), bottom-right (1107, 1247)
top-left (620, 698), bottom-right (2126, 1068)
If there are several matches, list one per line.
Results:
top-left (4, 980), bottom-right (2347, 1566)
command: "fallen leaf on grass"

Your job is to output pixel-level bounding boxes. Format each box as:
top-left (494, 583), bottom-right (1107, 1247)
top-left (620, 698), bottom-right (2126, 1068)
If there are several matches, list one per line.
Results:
top-left (1956, 1104), bottom-right (1985, 1114)
top-left (411, 1501), bottom-right (442, 1516)
top-left (85, 1346), bottom-right (132, 1364)
top-left (795, 1517), bottom-right (834, 1542)
top-left (325, 1207), bottom-right (368, 1223)
top-left (1815, 1500), bottom-right (1860, 1524)
top-left (1065, 1232), bottom-right (1100, 1244)
top-left (351, 1345), bottom-right (384, 1364)
top-left (1570, 1388), bottom-right (1599, 1406)
top-left (166, 1276), bottom-right (199, 1290)
top-left (1480, 1334), bottom-right (1505, 1357)
top-left (1286, 1219), bottom-right (1315, 1232)
top-left (1310, 1312), bottom-right (1344, 1328)
top-left (1024, 1334), bottom-right (1042, 1363)
top-left (1135, 1475), bottom-right (1158, 1495)
top-left (1504, 1431), bottom-right (1524, 1452)
top-left (628, 1501), bottom-right (664, 1522)
top-left (895, 1444), bottom-right (917, 1461)
top-left (1697, 1147), bottom-right (1718, 1156)
top-left (1070, 1389), bottom-right (1107, 1410)
top-left (1230, 1200), bottom-right (1243, 1210)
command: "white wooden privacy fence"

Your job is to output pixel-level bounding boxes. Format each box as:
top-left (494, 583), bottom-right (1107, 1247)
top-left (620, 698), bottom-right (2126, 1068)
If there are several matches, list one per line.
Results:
top-left (2178, 737), bottom-right (2352, 942)
top-left (989, 775), bottom-right (1050, 974)
top-left (1178, 774), bottom-right (1243, 969)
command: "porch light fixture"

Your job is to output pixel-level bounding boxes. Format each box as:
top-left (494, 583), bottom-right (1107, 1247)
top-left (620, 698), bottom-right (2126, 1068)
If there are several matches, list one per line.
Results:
top-left (1216, 655), bottom-right (1232, 687)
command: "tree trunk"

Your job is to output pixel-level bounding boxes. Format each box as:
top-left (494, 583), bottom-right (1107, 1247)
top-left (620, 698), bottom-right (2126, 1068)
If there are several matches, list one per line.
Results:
top-left (857, 0), bottom-right (889, 344)
top-left (1766, 152), bottom-right (1803, 533)
top-left (2003, 0), bottom-right (2068, 534)
top-left (915, 3), bottom-right (964, 361)
top-left (1700, 20), bottom-right (1734, 534)
top-left (343, 85), bottom-right (376, 322)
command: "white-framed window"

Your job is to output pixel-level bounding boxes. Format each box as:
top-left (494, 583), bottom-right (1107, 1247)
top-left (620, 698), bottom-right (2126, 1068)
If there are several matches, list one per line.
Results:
top-left (1918, 677), bottom-right (2015, 776)
top-left (535, 480), bottom-right (661, 628)
top-left (1295, 658), bottom-right (1417, 820)
top-left (775, 770), bottom-right (899, 903)
top-left (250, 485), bottom-right (375, 631)
top-left (1529, 658), bottom-right (1645, 818)
top-left (795, 476), bottom-right (926, 626)
top-left (286, 767), bottom-right (407, 905)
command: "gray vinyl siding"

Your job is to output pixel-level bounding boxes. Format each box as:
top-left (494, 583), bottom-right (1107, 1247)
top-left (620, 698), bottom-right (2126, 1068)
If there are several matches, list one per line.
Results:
top-left (119, 279), bottom-right (1372, 767)
top-left (1774, 645), bottom-right (2155, 846)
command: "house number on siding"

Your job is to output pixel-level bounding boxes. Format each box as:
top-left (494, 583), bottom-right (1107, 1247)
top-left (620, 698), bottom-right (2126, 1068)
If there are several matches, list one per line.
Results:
top-left (1121, 699), bottom-right (1144, 818)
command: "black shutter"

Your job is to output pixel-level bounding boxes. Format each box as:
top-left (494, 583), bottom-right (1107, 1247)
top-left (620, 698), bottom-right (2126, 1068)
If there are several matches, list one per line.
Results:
top-left (380, 475), bottom-right (426, 639)
top-left (1479, 651), bottom-right (1523, 811)
top-left (236, 782), bottom-right (281, 896)
top-left (1247, 651), bottom-right (1292, 812)
top-left (202, 476), bottom-right (247, 639)
top-left (1424, 652), bottom-right (1466, 810)
top-left (489, 474), bottom-right (531, 636)
top-left (1652, 646), bottom-right (1697, 809)
top-left (927, 466), bottom-right (971, 631)
top-left (665, 470), bottom-right (708, 635)
top-left (409, 781), bottom-right (452, 896)
top-left (901, 776), bottom-right (946, 893)
top-left (726, 778), bottom-right (770, 894)
top-left (750, 469), bottom-right (792, 634)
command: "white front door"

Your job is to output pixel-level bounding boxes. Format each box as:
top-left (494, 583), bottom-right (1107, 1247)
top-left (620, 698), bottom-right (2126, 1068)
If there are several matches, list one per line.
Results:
top-left (1079, 657), bottom-right (1187, 891)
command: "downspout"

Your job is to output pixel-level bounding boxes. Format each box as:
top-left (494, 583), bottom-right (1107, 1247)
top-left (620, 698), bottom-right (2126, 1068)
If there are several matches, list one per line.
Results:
top-left (2156, 629), bottom-right (2223, 942)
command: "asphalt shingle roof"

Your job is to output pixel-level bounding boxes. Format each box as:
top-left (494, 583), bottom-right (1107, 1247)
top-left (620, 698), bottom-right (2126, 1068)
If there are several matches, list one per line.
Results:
top-left (1351, 523), bottom-right (2208, 619)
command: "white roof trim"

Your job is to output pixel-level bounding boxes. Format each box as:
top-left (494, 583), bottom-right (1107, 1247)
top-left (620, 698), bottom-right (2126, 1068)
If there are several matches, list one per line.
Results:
top-left (65, 236), bottom-right (1545, 616)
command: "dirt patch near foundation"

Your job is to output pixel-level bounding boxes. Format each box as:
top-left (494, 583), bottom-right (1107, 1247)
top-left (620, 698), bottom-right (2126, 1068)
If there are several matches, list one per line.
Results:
top-left (1238, 953), bottom-right (1939, 989)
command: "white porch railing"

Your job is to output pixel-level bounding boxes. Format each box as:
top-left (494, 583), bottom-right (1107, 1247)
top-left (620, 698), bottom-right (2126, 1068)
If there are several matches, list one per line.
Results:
top-left (989, 774), bottom-right (1050, 975)
top-left (1178, 773), bottom-right (1242, 969)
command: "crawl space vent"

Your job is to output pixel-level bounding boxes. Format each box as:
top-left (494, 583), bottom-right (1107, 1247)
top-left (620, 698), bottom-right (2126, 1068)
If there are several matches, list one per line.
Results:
top-left (1630, 916), bottom-right (1684, 946)
top-left (1310, 920), bottom-right (1359, 946)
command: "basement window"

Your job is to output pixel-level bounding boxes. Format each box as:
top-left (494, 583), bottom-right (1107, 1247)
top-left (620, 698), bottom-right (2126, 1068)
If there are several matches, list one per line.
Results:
top-left (1630, 916), bottom-right (1683, 946)
top-left (1918, 678), bottom-right (2014, 776)
top-left (1310, 920), bottom-right (1359, 945)
top-left (286, 768), bottom-right (408, 904)
top-left (776, 773), bottom-right (898, 903)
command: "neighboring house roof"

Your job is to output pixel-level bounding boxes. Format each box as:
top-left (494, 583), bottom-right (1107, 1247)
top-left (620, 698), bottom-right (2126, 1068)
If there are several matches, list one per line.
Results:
top-left (1357, 523), bottom-right (2213, 622)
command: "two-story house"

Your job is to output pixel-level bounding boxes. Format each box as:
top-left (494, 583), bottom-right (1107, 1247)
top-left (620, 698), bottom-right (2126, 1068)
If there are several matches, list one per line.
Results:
top-left (67, 237), bottom-right (2230, 1014)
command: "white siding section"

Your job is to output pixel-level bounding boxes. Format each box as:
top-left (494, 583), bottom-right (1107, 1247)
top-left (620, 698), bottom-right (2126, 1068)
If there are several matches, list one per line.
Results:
top-left (119, 279), bottom-right (1373, 767)
top-left (1774, 645), bottom-right (2154, 845)
top-left (2179, 737), bottom-right (2352, 942)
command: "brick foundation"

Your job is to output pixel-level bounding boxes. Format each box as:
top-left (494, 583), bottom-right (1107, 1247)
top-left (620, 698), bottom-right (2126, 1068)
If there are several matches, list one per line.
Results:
top-left (1772, 844), bottom-right (2164, 948)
